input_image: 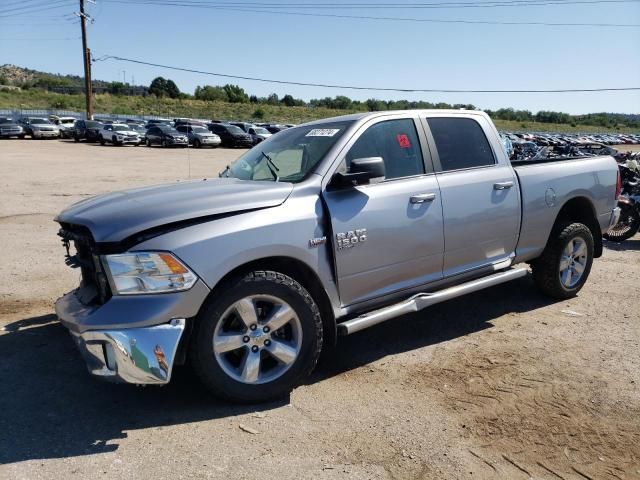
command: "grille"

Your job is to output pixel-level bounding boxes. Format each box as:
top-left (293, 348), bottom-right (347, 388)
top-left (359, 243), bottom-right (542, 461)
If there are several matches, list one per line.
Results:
top-left (58, 224), bottom-right (111, 305)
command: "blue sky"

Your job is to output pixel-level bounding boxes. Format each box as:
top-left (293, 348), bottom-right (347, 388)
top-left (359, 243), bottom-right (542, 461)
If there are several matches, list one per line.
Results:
top-left (1, 0), bottom-right (639, 114)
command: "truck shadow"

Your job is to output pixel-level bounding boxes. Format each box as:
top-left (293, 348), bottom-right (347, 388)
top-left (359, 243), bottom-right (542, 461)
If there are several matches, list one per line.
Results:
top-left (0, 275), bottom-right (555, 465)
top-left (603, 238), bottom-right (640, 251)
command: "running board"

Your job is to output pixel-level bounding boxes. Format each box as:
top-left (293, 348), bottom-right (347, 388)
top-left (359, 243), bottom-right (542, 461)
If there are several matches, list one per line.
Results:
top-left (337, 267), bottom-right (528, 336)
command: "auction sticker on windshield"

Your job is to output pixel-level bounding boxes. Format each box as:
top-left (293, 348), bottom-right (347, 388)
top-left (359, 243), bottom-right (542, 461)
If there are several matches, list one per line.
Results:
top-left (306, 129), bottom-right (340, 137)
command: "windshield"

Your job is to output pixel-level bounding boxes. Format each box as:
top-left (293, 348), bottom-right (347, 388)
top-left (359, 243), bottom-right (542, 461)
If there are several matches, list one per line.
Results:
top-left (221, 121), bottom-right (352, 183)
top-left (253, 127), bottom-right (270, 135)
top-left (112, 125), bottom-right (131, 131)
top-left (60, 118), bottom-right (75, 124)
top-left (225, 125), bottom-right (245, 134)
top-left (30, 118), bottom-right (51, 124)
top-left (192, 126), bottom-right (208, 133)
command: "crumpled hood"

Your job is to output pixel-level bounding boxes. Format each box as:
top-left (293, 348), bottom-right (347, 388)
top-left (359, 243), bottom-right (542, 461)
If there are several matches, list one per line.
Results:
top-left (56, 178), bottom-right (293, 243)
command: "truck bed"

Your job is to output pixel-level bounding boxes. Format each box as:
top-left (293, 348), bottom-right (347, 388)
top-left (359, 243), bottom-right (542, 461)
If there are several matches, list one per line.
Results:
top-left (512, 154), bottom-right (618, 263)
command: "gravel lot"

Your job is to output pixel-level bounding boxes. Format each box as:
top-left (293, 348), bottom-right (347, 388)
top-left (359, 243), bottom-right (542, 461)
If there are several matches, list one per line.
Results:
top-left (1, 139), bottom-right (639, 480)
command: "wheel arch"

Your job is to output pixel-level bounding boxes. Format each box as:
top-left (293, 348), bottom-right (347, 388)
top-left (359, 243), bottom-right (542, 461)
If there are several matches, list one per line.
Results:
top-left (548, 196), bottom-right (602, 258)
top-left (195, 256), bottom-right (337, 348)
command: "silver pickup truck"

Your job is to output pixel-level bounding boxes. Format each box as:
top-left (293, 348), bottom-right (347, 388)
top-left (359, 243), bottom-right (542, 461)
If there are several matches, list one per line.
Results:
top-left (55, 110), bottom-right (621, 402)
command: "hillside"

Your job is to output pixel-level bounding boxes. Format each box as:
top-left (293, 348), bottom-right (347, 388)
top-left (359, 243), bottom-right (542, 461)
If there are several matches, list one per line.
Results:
top-left (1, 65), bottom-right (637, 133)
top-left (1, 89), bottom-right (636, 134)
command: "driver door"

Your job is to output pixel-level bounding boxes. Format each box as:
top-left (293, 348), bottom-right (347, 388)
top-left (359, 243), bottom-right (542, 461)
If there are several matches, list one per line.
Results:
top-left (322, 117), bottom-right (444, 306)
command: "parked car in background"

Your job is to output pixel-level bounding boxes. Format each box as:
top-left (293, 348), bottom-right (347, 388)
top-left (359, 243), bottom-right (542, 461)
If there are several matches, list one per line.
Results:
top-left (145, 125), bottom-right (188, 147)
top-left (145, 119), bottom-right (173, 129)
top-left (175, 125), bottom-right (221, 148)
top-left (229, 121), bottom-right (256, 133)
top-left (247, 126), bottom-right (272, 145)
top-left (18, 117), bottom-right (60, 139)
top-left (50, 116), bottom-right (77, 139)
top-left (128, 123), bottom-right (147, 137)
top-left (261, 123), bottom-right (289, 134)
top-left (0, 118), bottom-right (25, 139)
top-left (99, 123), bottom-right (142, 146)
top-left (207, 123), bottom-right (253, 148)
top-left (73, 120), bottom-right (103, 142)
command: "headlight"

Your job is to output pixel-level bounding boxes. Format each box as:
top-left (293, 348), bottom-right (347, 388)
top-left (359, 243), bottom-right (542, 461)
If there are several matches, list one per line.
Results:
top-left (102, 252), bottom-right (197, 295)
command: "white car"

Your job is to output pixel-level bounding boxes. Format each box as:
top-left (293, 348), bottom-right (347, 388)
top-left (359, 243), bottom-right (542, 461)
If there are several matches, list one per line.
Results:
top-left (248, 126), bottom-right (272, 145)
top-left (50, 116), bottom-right (77, 139)
top-left (98, 123), bottom-right (142, 146)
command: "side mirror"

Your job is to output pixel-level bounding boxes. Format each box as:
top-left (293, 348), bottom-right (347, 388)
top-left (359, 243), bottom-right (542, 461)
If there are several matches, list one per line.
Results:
top-left (332, 157), bottom-right (386, 187)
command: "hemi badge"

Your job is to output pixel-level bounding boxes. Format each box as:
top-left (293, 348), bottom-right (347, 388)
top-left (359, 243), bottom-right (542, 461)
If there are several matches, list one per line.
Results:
top-left (309, 236), bottom-right (327, 248)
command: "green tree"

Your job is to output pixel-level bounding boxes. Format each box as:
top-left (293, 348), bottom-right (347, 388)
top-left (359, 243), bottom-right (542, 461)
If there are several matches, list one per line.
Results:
top-left (223, 84), bottom-right (249, 103)
top-left (148, 77), bottom-right (180, 98)
top-left (194, 85), bottom-right (227, 101)
top-left (281, 94), bottom-right (296, 107)
top-left (108, 81), bottom-right (128, 95)
top-left (165, 79), bottom-right (180, 99)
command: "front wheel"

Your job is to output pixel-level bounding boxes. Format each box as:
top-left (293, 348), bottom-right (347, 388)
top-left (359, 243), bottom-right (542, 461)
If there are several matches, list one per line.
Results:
top-left (603, 203), bottom-right (640, 242)
top-left (532, 222), bottom-right (594, 299)
top-left (146, 138), bottom-right (151, 147)
top-left (99, 136), bottom-right (106, 145)
top-left (193, 139), bottom-right (201, 148)
top-left (190, 271), bottom-right (323, 403)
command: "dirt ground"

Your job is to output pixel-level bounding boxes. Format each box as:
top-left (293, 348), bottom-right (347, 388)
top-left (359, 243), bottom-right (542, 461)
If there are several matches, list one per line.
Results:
top-left (0, 139), bottom-right (638, 480)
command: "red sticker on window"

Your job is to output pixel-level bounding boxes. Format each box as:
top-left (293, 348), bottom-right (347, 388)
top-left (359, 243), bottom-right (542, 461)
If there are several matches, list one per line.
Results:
top-left (396, 134), bottom-right (411, 149)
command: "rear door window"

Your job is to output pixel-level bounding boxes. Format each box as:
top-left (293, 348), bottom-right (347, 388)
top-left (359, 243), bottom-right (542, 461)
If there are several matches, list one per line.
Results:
top-left (427, 117), bottom-right (495, 172)
top-left (345, 119), bottom-right (425, 180)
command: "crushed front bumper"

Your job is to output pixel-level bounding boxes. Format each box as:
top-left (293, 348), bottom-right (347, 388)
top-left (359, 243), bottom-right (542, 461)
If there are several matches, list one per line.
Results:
top-left (69, 319), bottom-right (185, 384)
top-left (55, 280), bottom-right (209, 385)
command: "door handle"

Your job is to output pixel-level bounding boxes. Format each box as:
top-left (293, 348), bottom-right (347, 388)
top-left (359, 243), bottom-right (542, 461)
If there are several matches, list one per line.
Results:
top-left (493, 181), bottom-right (514, 190)
top-left (410, 193), bottom-right (436, 204)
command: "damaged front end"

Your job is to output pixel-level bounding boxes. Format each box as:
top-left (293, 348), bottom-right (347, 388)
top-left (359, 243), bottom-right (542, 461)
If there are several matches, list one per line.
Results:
top-left (55, 223), bottom-right (208, 386)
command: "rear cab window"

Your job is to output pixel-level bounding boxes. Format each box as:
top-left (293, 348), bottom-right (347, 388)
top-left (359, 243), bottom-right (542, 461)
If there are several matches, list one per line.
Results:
top-left (427, 117), bottom-right (496, 172)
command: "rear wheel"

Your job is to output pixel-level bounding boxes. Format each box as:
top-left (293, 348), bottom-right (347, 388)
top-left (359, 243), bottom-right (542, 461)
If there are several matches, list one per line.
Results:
top-left (603, 203), bottom-right (640, 242)
top-left (532, 222), bottom-right (594, 299)
top-left (190, 271), bottom-right (323, 403)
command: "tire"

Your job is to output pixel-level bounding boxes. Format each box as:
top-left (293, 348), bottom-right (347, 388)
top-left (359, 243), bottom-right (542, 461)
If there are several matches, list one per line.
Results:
top-left (603, 203), bottom-right (640, 242)
top-left (532, 222), bottom-right (594, 299)
top-left (162, 139), bottom-right (168, 148)
top-left (146, 138), bottom-right (151, 147)
top-left (74, 135), bottom-right (80, 142)
top-left (193, 139), bottom-right (202, 148)
top-left (99, 136), bottom-right (106, 145)
top-left (190, 271), bottom-right (323, 403)
top-left (18, 134), bottom-right (25, 139)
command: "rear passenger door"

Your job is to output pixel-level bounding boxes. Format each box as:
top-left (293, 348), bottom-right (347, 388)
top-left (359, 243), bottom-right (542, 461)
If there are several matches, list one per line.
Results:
top-left (421, 115), bottom-right (520, 277)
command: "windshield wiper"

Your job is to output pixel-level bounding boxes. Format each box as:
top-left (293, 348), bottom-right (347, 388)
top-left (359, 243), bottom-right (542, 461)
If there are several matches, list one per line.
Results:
top-left (260, 151), bottom-right (280, 181)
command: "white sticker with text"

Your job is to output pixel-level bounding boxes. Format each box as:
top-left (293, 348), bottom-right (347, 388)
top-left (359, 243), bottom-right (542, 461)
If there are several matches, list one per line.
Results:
top-left (305, 128), bottom-right (340, 137)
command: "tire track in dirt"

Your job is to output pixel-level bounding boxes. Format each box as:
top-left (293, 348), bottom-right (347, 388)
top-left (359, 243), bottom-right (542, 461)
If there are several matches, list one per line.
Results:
top-left (408, 343), bottom-right (640, 479)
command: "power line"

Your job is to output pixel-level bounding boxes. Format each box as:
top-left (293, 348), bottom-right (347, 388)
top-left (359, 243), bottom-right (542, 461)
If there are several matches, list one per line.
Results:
top-left (0, 1), bottom-right (76, 18)
top-left (97, 55), bottom-right (640, 93)
top-left (100, 1), bottom-right (640, 26)
top-left (103, 0), bottom-right (640, 8)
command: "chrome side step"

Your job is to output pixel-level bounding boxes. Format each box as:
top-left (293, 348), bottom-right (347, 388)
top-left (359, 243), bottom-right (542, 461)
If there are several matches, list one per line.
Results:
top-left (337, 267), bottom-right (528, 336)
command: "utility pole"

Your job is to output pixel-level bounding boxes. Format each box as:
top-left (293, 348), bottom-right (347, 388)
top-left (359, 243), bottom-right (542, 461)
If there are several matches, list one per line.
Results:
top-left (79, 0), bottom-right (93, 119)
